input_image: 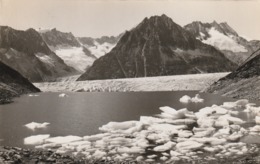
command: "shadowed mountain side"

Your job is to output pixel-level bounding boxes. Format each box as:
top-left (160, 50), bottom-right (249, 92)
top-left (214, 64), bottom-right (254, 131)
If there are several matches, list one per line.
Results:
top-left (0, 61), bottom-right (40, 104)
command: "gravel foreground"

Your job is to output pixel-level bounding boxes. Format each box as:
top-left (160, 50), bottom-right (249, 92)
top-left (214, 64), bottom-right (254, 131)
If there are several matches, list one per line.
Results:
top-left (1, 146), bottom-right (260, 164)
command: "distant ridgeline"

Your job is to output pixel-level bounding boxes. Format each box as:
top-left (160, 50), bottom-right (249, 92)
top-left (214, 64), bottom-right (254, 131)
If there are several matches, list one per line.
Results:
top-left (0, 26), bottom-right (121, 82)
top-left (0, 14), bottom-right (259, 83)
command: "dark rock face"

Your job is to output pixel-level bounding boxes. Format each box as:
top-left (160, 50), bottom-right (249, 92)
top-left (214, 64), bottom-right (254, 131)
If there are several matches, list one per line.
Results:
top-left (77, 15), bottom-right (236, 81)
top-left (206, 48), bottom-right (260, 100)
top-left (0, 61), bottom-right (40, 104)
top-left (0, 26), bottom-right (77, 82)
top-left (40, 28), bottom-right (81, 47)
top-left (184, 21), bottom-right (260, 65)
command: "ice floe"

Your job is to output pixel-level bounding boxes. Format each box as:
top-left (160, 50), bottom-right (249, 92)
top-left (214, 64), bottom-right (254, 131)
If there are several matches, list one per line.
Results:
top-left (26, 97), bottom-right (260, 163)
top-left (24, 122), bottom-right (50, 130)
top-left (28, 94), bottom-right (39, 97)
top-left (24, 134), bottom-right (50, 145)
top-left (179, 94), bottom-right (204, 103)
top-left (59, 93), bottom-right (69, 97)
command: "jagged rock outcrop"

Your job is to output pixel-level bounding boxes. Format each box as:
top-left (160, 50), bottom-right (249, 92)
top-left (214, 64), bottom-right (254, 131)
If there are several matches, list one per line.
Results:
top-left (0, 61), bottom-right (40, 104)
top-left (78, 34), bottom-right (122, 58)
top-left (77, 14), bottom-right (236, 81)
top-left (0, 26), bottom-right (77, 82)
top-left (184, 21), bottom-right (260, 65)
top-left (39, 28), bottom-right (81, 48)
top-left (206, 48), bottom-right (260, 100)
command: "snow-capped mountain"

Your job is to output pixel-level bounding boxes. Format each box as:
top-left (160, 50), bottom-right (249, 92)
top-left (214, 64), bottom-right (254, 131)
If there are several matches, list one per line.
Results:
top-left (0, 61), bottom-right (40, 104)
top-left (39, 28), bottom-right (97, 73)
top-left (0, 26), bottom-right (77, 82)
top-left (78, 35), bottom-right (122, 58)
top-left (77, 14), bottom-right (236, 81)
top-left (184, 21), bottom-right (260, 64)
top-left (40, 28), bottom-right (121, 73)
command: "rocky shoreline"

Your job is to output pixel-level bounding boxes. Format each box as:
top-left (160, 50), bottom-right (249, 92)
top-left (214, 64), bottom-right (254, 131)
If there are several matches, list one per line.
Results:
top-left (0, 146), bottom-right (260, 164)
top-left (0, 146), bottom-right (87, 164)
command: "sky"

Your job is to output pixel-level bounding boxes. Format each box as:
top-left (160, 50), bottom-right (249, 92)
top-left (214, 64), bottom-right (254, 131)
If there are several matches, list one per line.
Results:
top-left (0, 0), bottom-right (259, 40)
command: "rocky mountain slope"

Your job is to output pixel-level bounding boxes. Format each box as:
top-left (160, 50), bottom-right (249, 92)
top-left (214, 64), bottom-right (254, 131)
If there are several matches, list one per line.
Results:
top-left (206, 48), bottom-right (260, 100)
top-left (77, 14), bottom-right (236, 81)
top-left (184, 21), bottom-right (260, 65)
top-left (0, 61), bottom-right (40, 104)
top-left (0, 26), bottom-right (77, 82)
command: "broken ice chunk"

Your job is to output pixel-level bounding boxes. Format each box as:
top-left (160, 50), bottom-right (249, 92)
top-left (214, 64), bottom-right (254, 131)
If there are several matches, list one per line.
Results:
top-left (179, 94), bottom-right (204, 103)
top-left (179, 95), bottom-right (192, 103)
top-left (24, 134), bottom-right (50, 145)
top-left (25, 122), bottom-right (50, 130)
top-left (45, 135), bottom-right (82, 144)
top-left (191, 94), bottom-right (204, 103)
top-left (59, 93), bottom-right (68, 97)
top-left (99, 121), bottom-right (143, 134)
top-left (153, 141), bottom-right (176, 152)
top-left (176, 141), bottom-right (203, 151)
top-left (255, 116), bottom-right (260, 124)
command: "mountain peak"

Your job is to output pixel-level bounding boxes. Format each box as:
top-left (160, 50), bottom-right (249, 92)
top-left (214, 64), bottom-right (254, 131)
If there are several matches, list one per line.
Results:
top-left (137, 14), bottom-right (178, 29)
top-left (77, 15), bottom-right (235, 81)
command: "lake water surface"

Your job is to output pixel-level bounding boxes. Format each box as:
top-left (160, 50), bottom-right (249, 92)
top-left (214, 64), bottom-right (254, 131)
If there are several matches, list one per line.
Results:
top-left (0, 91), bottom-right (258, 148)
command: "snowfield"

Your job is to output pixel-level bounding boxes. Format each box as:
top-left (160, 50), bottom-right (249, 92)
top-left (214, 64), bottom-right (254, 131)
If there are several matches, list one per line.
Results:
top-left (87, 41), bottom-right (116, 58)
top-left (24, 98), bottom-right (260, 163)
top-left (54, 47), bottom-right (95, 72)
top-left (201, 28), bottom-right (247, 53)
top-left (34, 72), bottom-right (229, 92)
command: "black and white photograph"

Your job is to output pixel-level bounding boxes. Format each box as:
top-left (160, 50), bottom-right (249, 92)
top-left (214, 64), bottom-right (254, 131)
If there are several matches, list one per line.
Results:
top-left (0, 0), bottom-right (260, 163)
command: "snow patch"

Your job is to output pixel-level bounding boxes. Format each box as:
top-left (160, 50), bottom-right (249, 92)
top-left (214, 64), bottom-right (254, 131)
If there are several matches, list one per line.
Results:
top-left (35, 53), bottom-right (55, 67)
top-left (202, 28), bottom-right (247, 53)
top-left (88, 41), bottom-right (116, 58)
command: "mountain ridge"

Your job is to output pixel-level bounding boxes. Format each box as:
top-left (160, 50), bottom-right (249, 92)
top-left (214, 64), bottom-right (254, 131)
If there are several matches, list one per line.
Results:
top-left (78, 14), bottom-right (236, 81)
top-left (184, 21), bottom-right (259, 64)
top-left (0, 26), bottom-right (77, 82)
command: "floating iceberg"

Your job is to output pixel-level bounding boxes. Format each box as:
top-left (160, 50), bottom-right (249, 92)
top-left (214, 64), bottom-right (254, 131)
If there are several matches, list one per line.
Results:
top-left (179, 95), bottom-right (192, 103)
top-left (179, 94), bottom-right (204, 103)
top-left (24, 134), bottom-right (50, 145)
top-left (29, 97), bottom-right (260, 163)
top-left (45, 135), bottom-right (82, 144)
top-left (59, 93), bottom-right (69, 97)
top-left (25, 122), bottom-right (50, 130)
top-left (28, 94), bottom-right (39, 97)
